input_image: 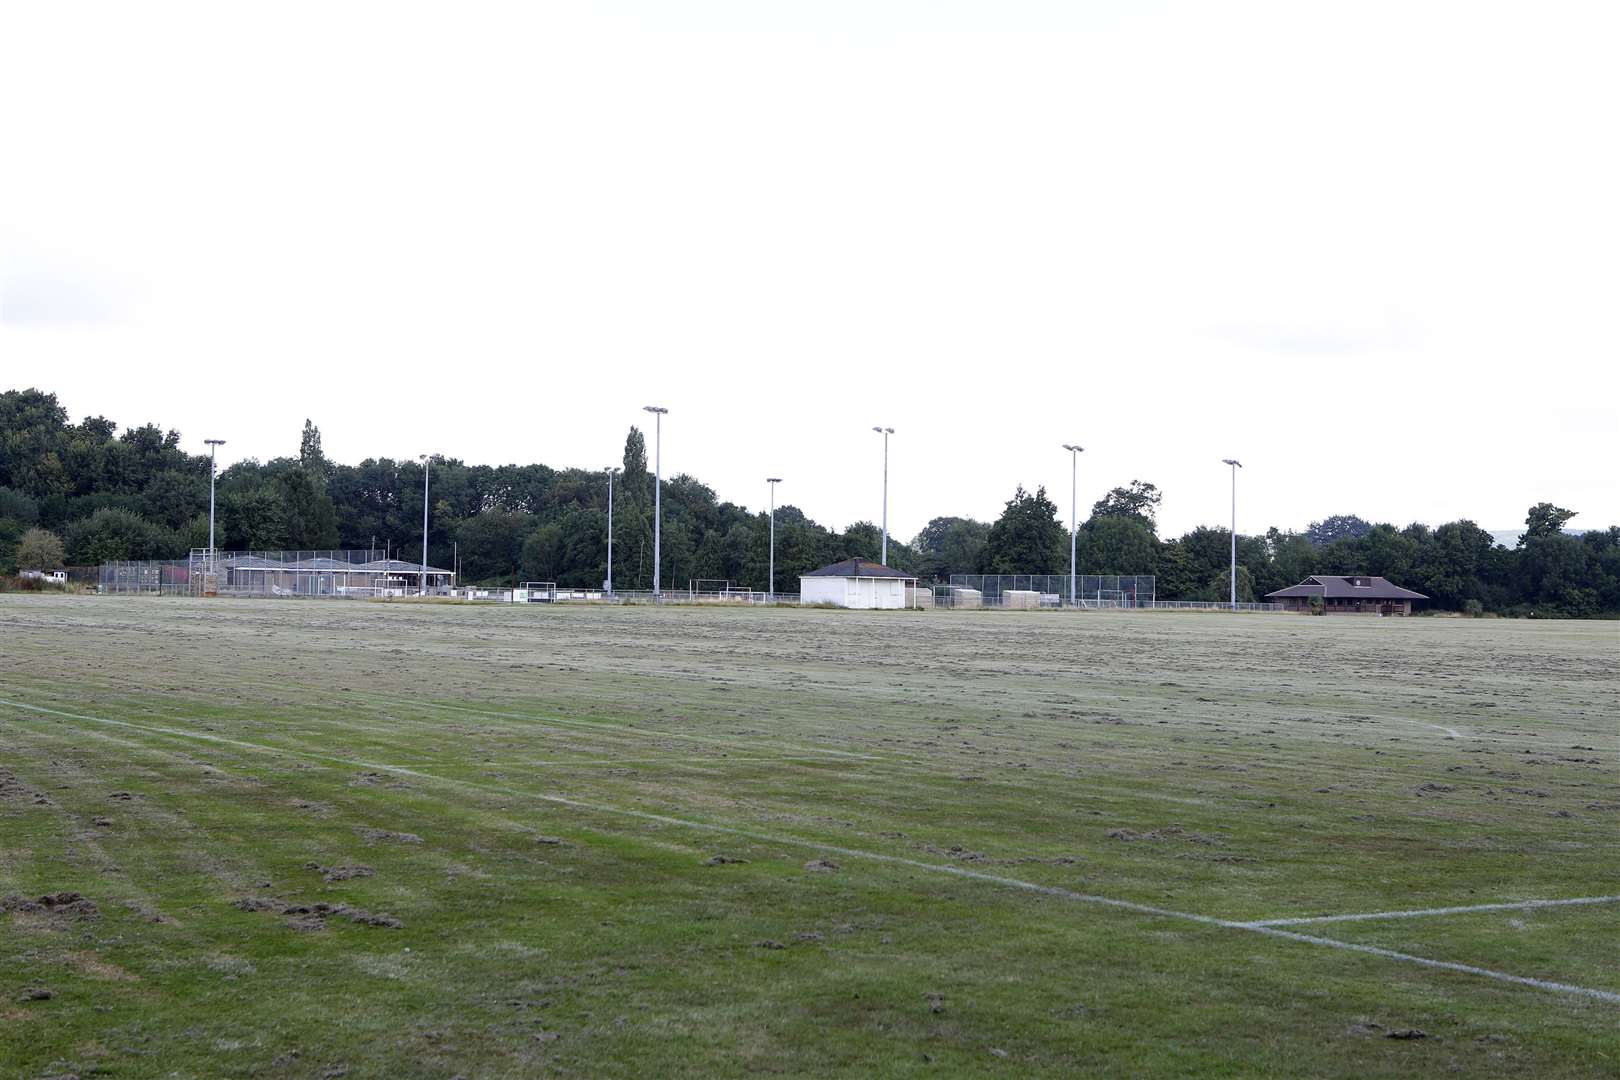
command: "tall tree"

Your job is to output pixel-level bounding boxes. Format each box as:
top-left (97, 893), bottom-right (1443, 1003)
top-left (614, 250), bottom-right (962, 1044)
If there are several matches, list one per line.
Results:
top-left (1522, 503), bottom-right (1577, 543)
top-left (1307, 514), bottom-right (1373, 547)
top-left (1090, 480), bottom-right (1162, 534)
top-left (277, 468), bottom-right (340, 549)
top-left (911, 516), bottom-right (989, 580)
top-left (299, 419), bottom-right (330, 482)
top-left (982, 485), bottom-right (1064, 574)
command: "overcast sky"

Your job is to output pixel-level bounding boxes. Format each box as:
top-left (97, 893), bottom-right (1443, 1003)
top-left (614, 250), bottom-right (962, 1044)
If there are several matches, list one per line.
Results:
top-left (2, 1), bottom-right (1615, 541)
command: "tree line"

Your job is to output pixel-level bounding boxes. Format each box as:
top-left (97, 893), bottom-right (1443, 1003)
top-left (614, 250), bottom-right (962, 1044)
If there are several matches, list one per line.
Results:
top-left (2, 388), bottom-right (1615, 615)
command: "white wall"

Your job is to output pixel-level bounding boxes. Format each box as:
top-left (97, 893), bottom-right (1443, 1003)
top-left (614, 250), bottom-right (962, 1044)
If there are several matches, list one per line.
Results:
top-left (800, 577), bottom-right (846, 606)
top-left (799, 576), bottom-right (909, 609)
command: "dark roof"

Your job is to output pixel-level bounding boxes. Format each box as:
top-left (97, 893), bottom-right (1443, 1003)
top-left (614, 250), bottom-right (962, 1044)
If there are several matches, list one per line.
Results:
top-left (1266, 575), bottom-right (1428, 600)
top-left (357, 558), bottom-right (455, 575)
top-left (802, 558), bottom-right (915, 579)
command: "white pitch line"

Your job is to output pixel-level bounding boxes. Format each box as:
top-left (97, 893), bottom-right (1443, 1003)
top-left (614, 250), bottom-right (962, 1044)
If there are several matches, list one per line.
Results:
top-left (1378, 715), bottom-right (1463, 739)
top-left (1249, 926), bottom-right (1620, 1003)
top-left (1244, 896), bottom-right (1620, 927)
top-left (4, 694), bottom-right (1617, 1006)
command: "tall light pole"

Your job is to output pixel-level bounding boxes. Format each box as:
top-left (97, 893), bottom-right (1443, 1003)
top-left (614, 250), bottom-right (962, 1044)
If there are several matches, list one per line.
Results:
top-left (204, 439), bottom-right (225, 571)
top-left (1222, 458), bottom-right (1243, 609)
top-left (1062, 444), bottom-right (1083, 607)
top-left (605, 466), bottom-right (618, 596)
top-left (872, 426), bottom-right (893, 564)
top-left (644, 406), bottom-right (668, 597)
top-left (766, 477), bottom-right (782, 600)
top-left (419, 453), bottom-right (434, 596)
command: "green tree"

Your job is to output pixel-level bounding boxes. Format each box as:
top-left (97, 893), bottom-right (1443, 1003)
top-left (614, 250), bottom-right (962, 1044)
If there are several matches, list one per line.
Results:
top-left (982, 486), bottom-right (1065, 573)
top-left (1307, 514), bottom-right (1373, 547)
top-left (1522, 503), bottom-right (1577, 543)
top-left (223, 486), bottom-right (289, 551)
top-left (1090, 480), bottom-right (1162, 534)
top-left (299, 419), bottom-right (330, 482)
top-left (1200, 564), bottom-right (1255, 602)
top-left (1079, 515), bottom-right (1159, 575)
top-left (1264, 528), bottom-right (1316, 593)
top-left (911, 516), bottom-right (989, 581)
top-left (455, 511), bottom-right (532, 584)
top-left (1412, 520), bottom-right (1497, 610)
top-left (0, 487), bottom-right (41, 526)
top-left (64, 508), bottom-right (178, 563)
top-left (1360, 523), bottom-right (1420, 581)
top-left (16, 526), bottom-right (66, 570)
top-left (277, 468), bottom-right (340, 548)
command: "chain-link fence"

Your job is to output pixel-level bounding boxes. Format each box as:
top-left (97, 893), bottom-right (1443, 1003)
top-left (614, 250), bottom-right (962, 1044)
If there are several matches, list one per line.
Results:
top-left (100, 549), bottom-right (455, 597)
top-left (946, 574), bottom-right (1156, 607)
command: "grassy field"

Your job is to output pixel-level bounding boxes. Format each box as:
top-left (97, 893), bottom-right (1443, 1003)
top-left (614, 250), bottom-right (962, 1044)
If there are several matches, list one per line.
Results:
top-left (2, 596), bottom-right (1616, 1078)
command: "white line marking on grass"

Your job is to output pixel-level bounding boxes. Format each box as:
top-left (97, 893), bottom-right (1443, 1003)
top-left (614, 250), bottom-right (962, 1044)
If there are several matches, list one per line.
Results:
top-left (1247, 926), bottom-right (1620, 1003)
top-left (1378, 715), bottom-right (1463, 739)
top-left (4, 695), bottom-right (1617, 1006)
top-left (1243, 896), bottom-right (1620, 927)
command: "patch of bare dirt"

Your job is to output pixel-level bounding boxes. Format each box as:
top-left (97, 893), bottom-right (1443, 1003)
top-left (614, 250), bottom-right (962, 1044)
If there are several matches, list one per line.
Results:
top-left (2, 891), bottom-right (100, 923)
top-left (304, 862), bottom-right (376, 883)
top-left (0, 768), bottom-right (51, 806)
top-left (351, 771), bottom-right (409, 789)
top-left (231, 897), bottom-right (403, 930)
top-left (355, 827), bottom-right (423, 845)
top-left (803, 858), bottom-right (840, 873)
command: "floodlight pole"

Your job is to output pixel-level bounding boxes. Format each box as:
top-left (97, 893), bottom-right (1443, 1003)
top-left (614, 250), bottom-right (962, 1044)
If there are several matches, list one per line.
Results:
top-left (644, 406), bottom-right (668, 598)
top-left (873, 426), bottom-right (893, 564)
top-left (1063, 444), bottom-right (1084, 607)
top-left (204, 439), bottom-right (225, 573)
top-left (766, 477), bottom-right (782, 600)
top-left (605, 466), bottom-right (618, 596)
top-left (1223, 458), bottom-right (1243, 609)
top-left (419, 453), bottom-right (433, 596)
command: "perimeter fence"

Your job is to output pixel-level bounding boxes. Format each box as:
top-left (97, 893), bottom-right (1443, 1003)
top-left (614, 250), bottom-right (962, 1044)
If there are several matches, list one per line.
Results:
top-left (947, 574), bottom-right (1157, 607)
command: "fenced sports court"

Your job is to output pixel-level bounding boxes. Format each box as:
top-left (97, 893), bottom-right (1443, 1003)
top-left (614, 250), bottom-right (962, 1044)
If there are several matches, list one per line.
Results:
top-left (99, 549), bottom-right (454, 598)
top-left (941, 574), bottom-right (1282, 611)
top-left (946, 573), bottom-right (1156, 608)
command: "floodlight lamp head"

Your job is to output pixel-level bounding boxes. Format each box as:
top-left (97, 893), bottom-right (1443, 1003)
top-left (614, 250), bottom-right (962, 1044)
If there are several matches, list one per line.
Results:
top-left (644, 405), bottom-right (668, 415)
top-left (205, 438), bottom-right (226, 447)
top-left (767, 477), bottom-right (782, 484)
top-left (1063, 443), bottom-right (1084, 453)
top-left (1223, 458), bottom-right (1243, 468)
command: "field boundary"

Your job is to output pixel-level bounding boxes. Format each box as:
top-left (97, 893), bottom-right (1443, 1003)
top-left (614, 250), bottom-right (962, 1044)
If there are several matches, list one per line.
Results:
top-left (5, 692), bottom-right (1617, 1007)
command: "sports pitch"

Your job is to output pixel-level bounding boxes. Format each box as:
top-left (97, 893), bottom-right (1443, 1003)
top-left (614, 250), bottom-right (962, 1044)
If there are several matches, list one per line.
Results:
top-left (2, 596), bottom-right (1616, 1077)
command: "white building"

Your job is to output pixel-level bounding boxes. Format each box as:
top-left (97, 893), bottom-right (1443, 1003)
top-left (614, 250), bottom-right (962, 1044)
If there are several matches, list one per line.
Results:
top-left (799, 557), bottom-right (918, 609)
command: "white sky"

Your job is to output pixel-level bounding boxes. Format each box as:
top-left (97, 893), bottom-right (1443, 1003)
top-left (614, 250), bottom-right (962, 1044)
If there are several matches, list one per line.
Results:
top-left (2, 1), bottom-right (1616, 540)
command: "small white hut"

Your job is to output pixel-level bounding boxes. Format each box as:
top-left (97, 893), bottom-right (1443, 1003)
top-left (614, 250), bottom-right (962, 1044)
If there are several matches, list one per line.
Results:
top-left (799, 558), bottom-right (918, 610)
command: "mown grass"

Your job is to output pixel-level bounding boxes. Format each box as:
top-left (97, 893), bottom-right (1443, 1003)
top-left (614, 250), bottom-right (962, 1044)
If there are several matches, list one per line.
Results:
top-left (1, 596), bottom-right (1616, 1078)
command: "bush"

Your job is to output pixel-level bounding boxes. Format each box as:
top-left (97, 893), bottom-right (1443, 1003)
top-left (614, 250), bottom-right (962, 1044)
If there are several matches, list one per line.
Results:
top-left (1462, 598), bottom-right (1485, 617)
top-left (16, 526), bottom-right (66, 571)
top-left (64, 507), bottom-right (181, 564)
